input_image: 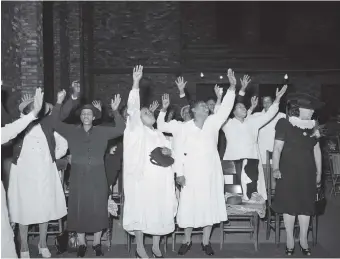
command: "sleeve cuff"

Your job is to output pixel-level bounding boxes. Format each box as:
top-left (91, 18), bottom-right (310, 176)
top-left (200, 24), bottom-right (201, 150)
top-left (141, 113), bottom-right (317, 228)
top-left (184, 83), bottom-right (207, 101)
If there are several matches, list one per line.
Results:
top-left (27, 112), bottom-right (37, 120)
top-left (179, 93), bottom-right (186, 98)
top-left (239, 90), bottom-right (245, 96)
top-left (71, 95), bottom-right (78, 100)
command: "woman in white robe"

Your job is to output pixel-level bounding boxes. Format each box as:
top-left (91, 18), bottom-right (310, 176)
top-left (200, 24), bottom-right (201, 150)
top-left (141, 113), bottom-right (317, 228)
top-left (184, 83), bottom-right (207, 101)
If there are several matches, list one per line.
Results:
top-left (8, 104), bottom-right (69, 258)
top-left (1, 88), bottom-right (44, 258)
top-left (123, 65), bottom-right (177, 258)
top-left (157, 69), bottom-right (237, 256)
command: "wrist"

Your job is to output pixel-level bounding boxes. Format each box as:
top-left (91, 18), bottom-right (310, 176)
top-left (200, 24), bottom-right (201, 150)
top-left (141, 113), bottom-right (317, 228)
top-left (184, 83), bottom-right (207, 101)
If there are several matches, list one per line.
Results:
top-left (179, 90), bottom-right (185, 96)
top-left (273, 168), bottom-right (280, 172)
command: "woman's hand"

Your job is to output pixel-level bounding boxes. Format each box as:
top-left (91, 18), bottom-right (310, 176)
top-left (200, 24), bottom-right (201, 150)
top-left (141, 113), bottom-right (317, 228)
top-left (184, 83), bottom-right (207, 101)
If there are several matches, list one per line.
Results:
top-left (161, 93), bottom-right (170, 111)
top-left (273, 169), bottom-right (282, 179)
top-left (161, 147), bottom-right (172, 156)
top-left (316, 173), bottom-right (321, 187)
top-left (274, 85), bottom-right (288, 104)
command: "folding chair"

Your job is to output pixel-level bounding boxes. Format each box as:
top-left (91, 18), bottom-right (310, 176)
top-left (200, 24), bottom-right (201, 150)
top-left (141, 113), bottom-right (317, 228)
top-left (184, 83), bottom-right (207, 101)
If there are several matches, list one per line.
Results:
top-left (329, 153), bottom-right (340, 196)
top-left (264, 151), bottom-right (317, 246)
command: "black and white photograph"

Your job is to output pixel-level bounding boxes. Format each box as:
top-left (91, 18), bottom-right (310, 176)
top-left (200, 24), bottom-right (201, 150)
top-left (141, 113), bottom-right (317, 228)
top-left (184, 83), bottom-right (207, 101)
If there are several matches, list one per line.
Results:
top-left (1, 1), bottom-right (340, 258)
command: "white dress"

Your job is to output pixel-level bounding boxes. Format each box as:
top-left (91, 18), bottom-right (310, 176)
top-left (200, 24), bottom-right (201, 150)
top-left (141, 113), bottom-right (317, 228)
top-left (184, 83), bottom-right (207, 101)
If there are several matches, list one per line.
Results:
top-left (123, 89), bottom-right (177, 235)
top-left (8, 124), bottom-right (68, 225)
top-left (157, 89), bottom-right (236, 228)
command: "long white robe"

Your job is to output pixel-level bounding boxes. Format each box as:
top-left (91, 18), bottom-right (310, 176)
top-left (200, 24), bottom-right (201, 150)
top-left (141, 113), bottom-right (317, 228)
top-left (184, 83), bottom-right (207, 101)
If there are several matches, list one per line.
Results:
top-left (123, 89), bottom-right (177, 235)
top-left (8, 125), bottom-right (68, 225)
top-left (157, 89), bottom-right (236, 228)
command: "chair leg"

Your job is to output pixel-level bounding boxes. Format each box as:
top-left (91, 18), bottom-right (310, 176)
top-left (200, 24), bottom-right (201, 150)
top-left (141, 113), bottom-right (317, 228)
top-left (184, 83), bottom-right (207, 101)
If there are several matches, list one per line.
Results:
top-left (266, 208), bottom-right (271, 240)
top-left (127, 233), bottom-right (131, 252)
top-left (275, 214), bottom-right (280, 247)
top-left (172, 233), bottom-right (176, 252)
top-left (254, 214), bottom-right (259, 252)
top-left (220, 222), bottom-right (224, 250)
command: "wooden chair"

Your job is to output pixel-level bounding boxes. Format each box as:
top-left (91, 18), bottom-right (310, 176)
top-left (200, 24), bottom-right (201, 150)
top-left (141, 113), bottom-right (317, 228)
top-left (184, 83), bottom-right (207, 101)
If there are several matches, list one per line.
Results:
top-left (265, 151), bottom-right (317, 246)
top-left (329, 153), bottom-right (340, 196)
top-left (220, 160), bottom-right (260, 251)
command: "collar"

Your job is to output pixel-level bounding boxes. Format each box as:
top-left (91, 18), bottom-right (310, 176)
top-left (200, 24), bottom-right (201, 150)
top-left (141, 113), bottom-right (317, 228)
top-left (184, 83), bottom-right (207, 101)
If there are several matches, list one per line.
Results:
top-left (288, 116), bottom-right (315, 129)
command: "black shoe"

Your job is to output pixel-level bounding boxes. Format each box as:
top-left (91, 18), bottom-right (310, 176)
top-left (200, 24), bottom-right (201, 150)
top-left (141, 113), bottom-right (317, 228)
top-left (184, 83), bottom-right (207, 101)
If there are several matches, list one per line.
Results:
top-left (178, 242), bottom-right (192, 256)
top-left (285, 246), bottom-right (295, 256)
top-left (135, 251), bottom-right (141, 258)
top-left (152, 248), bottom-right (164, 258)
top-left (77, 245), bottom-right (87, 258)
top-left (93, 244), bottom-right (104, 256)
top-left (201, 243), bottom-right (214, 256)
top-left (299, 242), bottom-right (311, 256)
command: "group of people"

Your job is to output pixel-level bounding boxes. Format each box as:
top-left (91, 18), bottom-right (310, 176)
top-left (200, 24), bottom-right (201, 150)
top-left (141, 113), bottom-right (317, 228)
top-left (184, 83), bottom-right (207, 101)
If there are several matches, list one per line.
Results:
top-left (1, 65), bottom-right (323, 258)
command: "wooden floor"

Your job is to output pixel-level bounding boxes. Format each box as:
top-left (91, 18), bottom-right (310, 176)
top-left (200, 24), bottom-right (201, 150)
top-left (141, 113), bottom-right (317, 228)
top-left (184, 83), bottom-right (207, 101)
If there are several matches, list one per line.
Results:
top-left (25, 182), bottom-right (340, 258)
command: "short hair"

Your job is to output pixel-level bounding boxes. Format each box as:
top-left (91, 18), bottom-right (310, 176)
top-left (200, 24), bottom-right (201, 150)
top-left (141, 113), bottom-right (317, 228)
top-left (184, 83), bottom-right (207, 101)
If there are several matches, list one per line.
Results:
top-left (287, 101), bottom-right (300, 117)
top-left (261, 96), bottom-right (273, 102)
top-left (189, 100), bottom-right (205, 118)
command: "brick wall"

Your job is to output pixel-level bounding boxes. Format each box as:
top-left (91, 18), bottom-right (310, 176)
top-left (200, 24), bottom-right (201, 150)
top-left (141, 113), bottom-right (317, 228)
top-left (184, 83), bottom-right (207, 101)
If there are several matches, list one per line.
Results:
top-left (1, 1), bottom-right (43, 118)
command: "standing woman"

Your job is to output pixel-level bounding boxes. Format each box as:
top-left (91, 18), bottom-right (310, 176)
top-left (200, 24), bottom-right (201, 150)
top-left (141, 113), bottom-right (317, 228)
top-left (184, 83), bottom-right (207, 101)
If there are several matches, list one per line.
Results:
top-left (272, 92), bottom-right (323, 256)
top-left (51, 90), bottom-right (125, 257)
top-left (123, 65), bottom-right (177, 258)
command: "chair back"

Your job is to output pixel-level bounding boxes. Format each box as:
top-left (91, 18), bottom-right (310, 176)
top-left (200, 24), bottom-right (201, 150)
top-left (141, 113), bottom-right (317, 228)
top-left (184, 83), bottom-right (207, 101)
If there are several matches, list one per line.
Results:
top-left (222, 160), bottom-right (242, 195)
top-left (264, 151), bottom-right (275, 205)
top-left (329, 153), bottom-right (340, 176)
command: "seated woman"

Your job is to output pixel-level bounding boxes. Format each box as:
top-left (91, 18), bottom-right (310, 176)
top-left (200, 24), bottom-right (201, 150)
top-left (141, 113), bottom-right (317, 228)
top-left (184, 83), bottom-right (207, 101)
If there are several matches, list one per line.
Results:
top-left (123, 65), bottom-right (177, 258)
top-left (272, 92), bottom-right (323, 256)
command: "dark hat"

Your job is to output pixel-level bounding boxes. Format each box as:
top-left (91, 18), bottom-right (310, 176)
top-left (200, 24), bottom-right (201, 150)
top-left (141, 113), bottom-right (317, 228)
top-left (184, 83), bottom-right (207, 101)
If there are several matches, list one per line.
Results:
top-left (287, 92), bottom-right (324, 110)
top-left (77, 104), bottom-right (101, 119)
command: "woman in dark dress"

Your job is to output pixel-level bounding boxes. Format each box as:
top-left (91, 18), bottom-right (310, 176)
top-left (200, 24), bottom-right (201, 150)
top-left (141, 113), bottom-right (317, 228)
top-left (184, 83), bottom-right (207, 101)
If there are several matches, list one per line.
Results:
top-left (272, 92), bottom-right (323, 256)
top-left (51, 90), bottom-right (125, 257)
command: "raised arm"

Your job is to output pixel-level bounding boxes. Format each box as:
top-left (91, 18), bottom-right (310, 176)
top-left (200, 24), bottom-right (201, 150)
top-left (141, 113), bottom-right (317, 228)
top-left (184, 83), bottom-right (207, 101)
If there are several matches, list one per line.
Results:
top-left (157, 94), bottom-right (181, 134)
top-left (211, 69), bottom-right (237, 128)
top-left (50, 90), bottom-right (76, 138)
top-left (54, 131), bottom-right (68, 160)
top-left (101, 94), bottom-right (126, 139)
top-left (176, 77), bottom-right (191, 109)
top-left (58, 81), bottom-right (81, 120)
top-left (252, 85), bottom-right (288, 130)
top-left (1, 88), bottom-right (43, 145)
top-left (126, 65), bottom-right (143, 131)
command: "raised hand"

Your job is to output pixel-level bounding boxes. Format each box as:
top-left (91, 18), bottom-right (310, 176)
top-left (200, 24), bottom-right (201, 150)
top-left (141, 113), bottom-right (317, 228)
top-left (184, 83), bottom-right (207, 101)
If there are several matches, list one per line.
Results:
top-left (175, 77), bottom-right (187, 94)
top-left (71, 80), bottom-right (81, 99)
top-left (111, 94), bottom-right (121, 111)
top-left (161, 93), bottom-right (170, 111)
top-left (240, 75), bottom-right (251, 91)
top-left (149, 100), bottom-right (159, 113)
top-left (92, 100), bottom-right (102, 112)
top-left (250, 96), bottom-right (258, 110)
top-left (133, 65), bottom-right (143, 82)
top-left (214, 84), bottom-right (223, 99)
top-left (57, 89), bottom-right (66, 104)
top-left (32, 88), bottom-right (44, 117)
top-left (274, 84), bottom-right (288, 103)
top-left (227, 68), bottom-right (237, 90)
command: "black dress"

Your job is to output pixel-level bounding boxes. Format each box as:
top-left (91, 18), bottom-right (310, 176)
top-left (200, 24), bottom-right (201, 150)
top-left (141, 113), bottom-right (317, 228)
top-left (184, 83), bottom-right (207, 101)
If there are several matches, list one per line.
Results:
top-left (52, 104), bottom-right (125, 233)
top-left (272, 118), bottom-right (318, 216)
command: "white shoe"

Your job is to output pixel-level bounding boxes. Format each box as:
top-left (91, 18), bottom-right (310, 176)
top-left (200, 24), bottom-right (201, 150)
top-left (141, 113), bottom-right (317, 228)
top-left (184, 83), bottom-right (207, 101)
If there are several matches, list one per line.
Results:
top-left (20, 251), bottom-right (30, 258)
top-left (38, 244), bottom-right (51, 258)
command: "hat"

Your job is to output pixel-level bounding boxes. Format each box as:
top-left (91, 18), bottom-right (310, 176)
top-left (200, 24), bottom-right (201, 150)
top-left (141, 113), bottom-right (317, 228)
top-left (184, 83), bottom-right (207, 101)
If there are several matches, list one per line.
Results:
top-left (287, 92), bottom-right (324, 110)
top-left (180, 105), bottom-right (190, 119)
top-left (19, 96), bottom-right (51, 115)
top-left (77, 104), bottom-right (101, 119)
